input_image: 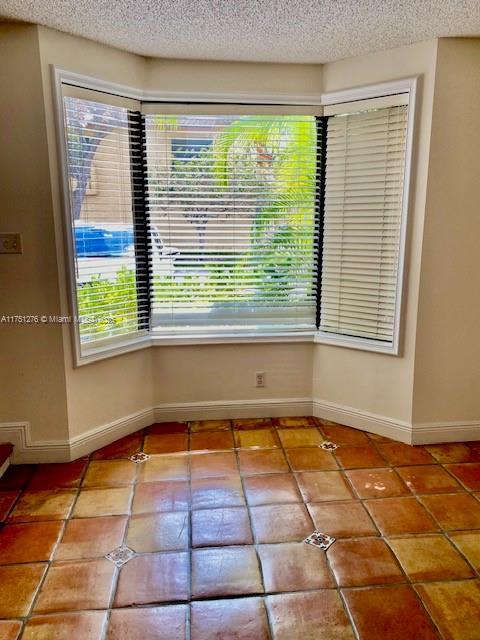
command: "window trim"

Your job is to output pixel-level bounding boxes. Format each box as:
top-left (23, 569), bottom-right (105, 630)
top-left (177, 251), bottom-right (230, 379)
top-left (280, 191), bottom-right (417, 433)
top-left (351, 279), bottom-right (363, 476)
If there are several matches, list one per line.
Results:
top-left (52, 66), bottom-right (416, 365)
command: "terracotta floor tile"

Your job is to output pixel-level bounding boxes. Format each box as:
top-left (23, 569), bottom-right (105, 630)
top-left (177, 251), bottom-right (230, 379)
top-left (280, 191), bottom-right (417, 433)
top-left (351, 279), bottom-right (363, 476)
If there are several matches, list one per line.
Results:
top-left (191, 597), bottom-right (270, 640)
top-left (444, 463), bottom-right (480, 491)
top-left (234, 428), bottom-right (280, 449)
top-left (0, 563), bottom-right (47, 617)
top-left (92, 431), bottom-right (143, 459)
top-left (243, 473), bottom-right (301, 506)
top-left (114, 552), bottom-right (189, 606)
top-left (376, 443), bottom-right (434, 466)
top-left (34, 559), bottom-right (116, 613)
top-left (0, 521), bottom-right (63, 564)
top-left (233, 417), bottom-right (272, 430)
top-left (190, 452), bottom-right (239, 478)
top-left (146, 422), bottom-right (188, 435)
top-left (138, 455), bottom-right (189, 483)
top-left (328, 538), bottom-right (404, 587)
top-left (425, 443), bottom-right (480, 463)
top-left (192, 507), bottom-right (252, 547)
top-left (73, 487), bottom-right (133, 517)
top-left (132, 480), bottom-right (190, 513)
top-left (27, 459), bottom-right (88, 490)
top-left (191, 476), bottom-right (245, 510)
top-left (320, 423), bottom-right (370, 445)
top-left (397, 465), bottom-right (462, 494)
top-left (416, 580), bottom-right (480, 640)
top-left (0, 490), bottom-right (20, 521)
top-left (0, 464), bottom-right (36, 490)
top-left (238, 450), bottom-right (289, 475)
top-left (127, 511), bottom-right (189, 552)
top-left (23, 611), bottom-right (108, 640)
top-left (365, 496), bottom-right (439, 535)
top-left (191, 546), bottom-right (262, 598)
top-left (258, 541), bottom-right (335, 592)
top-left (388, 534), bottom-right (474, 581)
top-left (144, 433), bottom-right (189, 455)
top-left (250, 503), bottom-right (313, 543)
top-left (190, 431), bottom-right (235, 451)
top-left (272, 416), bottom-right (315, 428)
top-left (420, 493), bottom-right (480, 530)
top-left (266, 590), bottom-right (355, 640)
top-left (83, 460), bottom-right (136, 488)
top-left (295, 470), bottom-right (354, 502)
top-left (0, 621), bottom-right (22, 640)
top-left (107, 605), bottom-right (188, 640)
top-left (366, 431), bottom-right (395, 443)
top-left (8, 489), bottom-right (76, 523)
top-left (346, 468), bottom-right (411, 499)
top-left (55, 515), bottom-right (127, 560)
top-left (335, 444), bottom-right (387, 469)
top-left (277, 428), bottom-right (322, 448)
top-left (307, 501), bottom-right (378, 537)
top-left (286, 447), bottom-right (338, 471)
top-left (342, 584), bottom-right (439, 640)
top-left (190, 419), bottom-right (231, 432)
top-left (450, 531), bottom-right (480, 571)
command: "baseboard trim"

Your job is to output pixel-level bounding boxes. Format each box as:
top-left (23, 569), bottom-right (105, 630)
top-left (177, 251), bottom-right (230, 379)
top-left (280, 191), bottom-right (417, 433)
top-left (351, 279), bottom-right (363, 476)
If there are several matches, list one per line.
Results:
top-left (412, 420), bottom-right (480, 444)
top-left (0, 422), bottom-right (69, 464)
top-left (0, 456), bottom-right (10, 479)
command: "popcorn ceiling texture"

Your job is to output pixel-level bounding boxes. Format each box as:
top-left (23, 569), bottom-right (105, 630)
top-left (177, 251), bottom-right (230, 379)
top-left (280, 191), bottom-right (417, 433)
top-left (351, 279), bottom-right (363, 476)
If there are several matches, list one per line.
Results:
top-left (0, 0), bottom-right (480, 63)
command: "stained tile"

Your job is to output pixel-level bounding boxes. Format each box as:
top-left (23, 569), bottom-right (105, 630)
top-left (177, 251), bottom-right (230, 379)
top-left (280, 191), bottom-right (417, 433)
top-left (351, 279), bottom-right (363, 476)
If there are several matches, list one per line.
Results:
top-left (272, 416), bottom-right (314, 428)
top-left (238, 450), bottom-right (289, 475)
top-left (327, 538), bottom-right (404, 587)
top-left (366, 432), bottom-right (395, 443)
top-left (190, 452), bottom-right (238, 478)
top-left (34, 559), bottom-right (116, 613)
top-left (0, 563), bottom-right (46, 617)
top-left (191, 546), bottom-right (262, 599)
top-left (190, 419), bottom-right (231, 432)
top-left (107, 605), bottom-right (188, 640)
top-left (55, 516), bottom-right (128, 560)
top-left (137, 455), bottom-right (189, 483)
top-left (416, 580), bottom-right (480, 640)
top-left (335, 444), bottom-right (387, 469)
top-left (346, 468), bottom-right (411, 499)
top-left (132, 481), bottom-right (190, 513)
top-left (342, 584), bottom-right (439, 640)
top-left (250, 503), bottom-right (313, 543)
top-left (243, 473), bottom-right (301, 506)
top-left (127, 512), bottom-right (189, 552)
top-left (8, 489), bottom-right (76, 523)
top-left (191, 476), bottom-right (245, 509)
top-left (266, 590), bottom-right (355, 640)
top-left (114, 552), bottom-right (189, 606)
top-left (320, 423), bottom-right (369, 445)
top-left (234, 428), bottom-right (280, 449)
top-left (397, 465), bottom-right (462, 494)
top-left (307, 501), bottom-right (378, 538)
top-left (0, 490), bottom-right (20, 521)
top-left (0, 521), bottom-right (63, 564)
top-left (73, 487), bottom-right (132, 518)
top-left (83, 460), bottom-right (136, 488)
top-left (365, 496), bottom-right (438, 535)
top-left (425, 443), bottom-right (480, 464)
top-left (233, 417), bottom-right (272, 430)
top-left (286, 447), bottom-right (338, 471)
top-left (450, 531), bottom-right (480, 571)
top-left (27, 459), bottom-right (88, 490)
top-left (445, 463), bottom-right (480, 491)
top-left (23, 611), bottom-right (108, 640)
top-left (92, 431), bottom-right (143, 459)
top-left (146, 422), bottom-right (188, 435)
top-left (258, 541), bottom-right (335, 592)
top-left (277, 428), bottom-right (322, 448)
top-left (190, 431), bottom-right (235, 451)
top-left (144, 433), bottom-right (189, 455)
top-left (192, 507), bottom-right (252, 547)
top-left (295, 471), bottom-right (354, 502)
top-left (388, 535), bottom-right (474, 581)
top-left (191, 597), bottom-right (270, 640)
top-left (420, 493), bottom-right (480, 530)
top-left (0, 464), bottom-right (36, 490)
top-left (377, 442), bottom-right (434, 466)
top-left (0, 621), bottom-right (22, 640)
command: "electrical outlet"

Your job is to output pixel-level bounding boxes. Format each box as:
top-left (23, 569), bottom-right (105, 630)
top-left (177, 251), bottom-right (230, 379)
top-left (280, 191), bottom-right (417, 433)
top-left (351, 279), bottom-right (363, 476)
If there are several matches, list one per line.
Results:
top-left (255, 371), bottom-right (265, 388)
top-left (0, 233), bottom-right (22, 254)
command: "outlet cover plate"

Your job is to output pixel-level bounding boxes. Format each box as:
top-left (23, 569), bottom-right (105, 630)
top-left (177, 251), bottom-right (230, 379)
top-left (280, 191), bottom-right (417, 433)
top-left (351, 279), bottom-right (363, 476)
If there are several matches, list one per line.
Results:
top-left (0, 233), bottom-right (22, 254)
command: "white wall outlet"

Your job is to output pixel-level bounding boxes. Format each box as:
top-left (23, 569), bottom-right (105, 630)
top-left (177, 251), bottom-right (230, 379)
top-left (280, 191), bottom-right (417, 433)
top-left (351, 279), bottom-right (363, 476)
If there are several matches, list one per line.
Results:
top-left (255, 371), bottom-right (265, 388)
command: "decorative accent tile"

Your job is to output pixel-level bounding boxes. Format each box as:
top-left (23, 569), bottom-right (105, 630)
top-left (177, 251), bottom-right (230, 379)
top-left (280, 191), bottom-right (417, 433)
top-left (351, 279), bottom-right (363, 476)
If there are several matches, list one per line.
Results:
top-left (304, 530), bottom-right (336, 551)
top-left (321, 441), bottom-right (339, 451)
top-left (129, 452), bottom-right (150, 464)
top-left (105, 545), bottom-right (136, 567)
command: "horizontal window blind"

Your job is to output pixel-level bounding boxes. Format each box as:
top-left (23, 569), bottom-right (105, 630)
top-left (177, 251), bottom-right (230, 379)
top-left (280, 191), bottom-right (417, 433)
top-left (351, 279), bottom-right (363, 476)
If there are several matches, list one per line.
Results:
top-left (145, 114), bottom-right (320, 335)
top-left (320, 104), bottom-right (408, 344)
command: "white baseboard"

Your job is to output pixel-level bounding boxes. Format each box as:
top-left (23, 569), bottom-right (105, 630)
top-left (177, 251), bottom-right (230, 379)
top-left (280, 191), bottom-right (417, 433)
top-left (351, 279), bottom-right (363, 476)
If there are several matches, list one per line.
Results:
top-left (0, 456), bottom-right (11, 479)
top-left (0, 422), bottom-right (69, 464)
top-left (412, 420), bottom-right (480, 444)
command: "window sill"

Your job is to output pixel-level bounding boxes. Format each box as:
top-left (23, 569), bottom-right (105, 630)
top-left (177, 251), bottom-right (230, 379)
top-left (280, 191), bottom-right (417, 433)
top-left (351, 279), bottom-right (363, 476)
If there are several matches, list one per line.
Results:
top-left (150, 331), bottom-right (316, 346)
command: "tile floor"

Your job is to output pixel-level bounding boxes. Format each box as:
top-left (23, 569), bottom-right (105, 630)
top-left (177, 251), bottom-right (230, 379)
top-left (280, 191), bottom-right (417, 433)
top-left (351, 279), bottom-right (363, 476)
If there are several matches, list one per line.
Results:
top-left (0, 417), bottom-right (479, 639)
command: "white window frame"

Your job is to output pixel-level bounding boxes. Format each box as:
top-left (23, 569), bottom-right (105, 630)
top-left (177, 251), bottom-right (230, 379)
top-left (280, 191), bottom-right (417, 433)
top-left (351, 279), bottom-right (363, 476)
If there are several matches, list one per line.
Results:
top-left (52, 66), bottom-right (416, 365)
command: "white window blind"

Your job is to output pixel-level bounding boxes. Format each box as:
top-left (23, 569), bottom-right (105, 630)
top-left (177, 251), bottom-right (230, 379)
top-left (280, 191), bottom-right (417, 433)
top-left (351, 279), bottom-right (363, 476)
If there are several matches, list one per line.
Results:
top-left (319, 104), bottom-right (409, 346)
top-left (145, 113), bottom-right (320, 336)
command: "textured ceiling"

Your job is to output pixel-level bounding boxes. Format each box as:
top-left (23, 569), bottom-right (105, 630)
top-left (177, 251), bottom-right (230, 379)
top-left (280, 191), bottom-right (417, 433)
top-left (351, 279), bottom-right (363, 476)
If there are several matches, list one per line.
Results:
top-left (1, 0), bottom-right (480, 63)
